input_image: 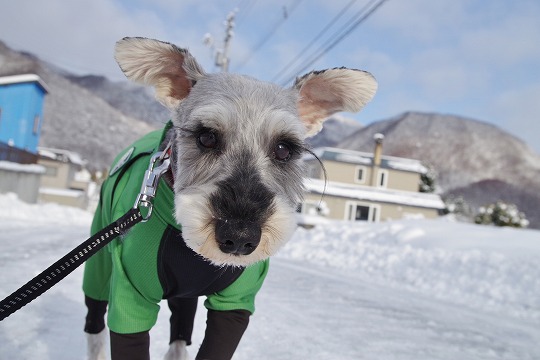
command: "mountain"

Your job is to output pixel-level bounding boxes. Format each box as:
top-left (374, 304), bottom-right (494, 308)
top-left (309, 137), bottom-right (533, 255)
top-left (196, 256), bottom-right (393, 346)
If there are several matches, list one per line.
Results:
top-left (306, 114), bottom-right (364, 148)
top-left (337, 112), bottom-right (540, 228)
top-left (0, 40), bottom-right (156, 171)
top-left (65, 74), bottom-right (170, 127)
top-left (448, 179), bottom-right (540, 228)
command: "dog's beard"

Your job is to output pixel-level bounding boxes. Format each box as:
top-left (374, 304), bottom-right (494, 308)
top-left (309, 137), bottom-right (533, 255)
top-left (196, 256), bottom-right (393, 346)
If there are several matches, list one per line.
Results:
top-left (174, 187), bottom-right (297, 267)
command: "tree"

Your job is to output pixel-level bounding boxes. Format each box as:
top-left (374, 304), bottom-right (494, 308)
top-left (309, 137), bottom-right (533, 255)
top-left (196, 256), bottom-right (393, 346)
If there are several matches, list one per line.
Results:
top-left (419, 165), bottom-right (437, 193)
top-left (442, 195), bottom-right (473, 221)
top-left (474, 201), bottom-right (529, 228)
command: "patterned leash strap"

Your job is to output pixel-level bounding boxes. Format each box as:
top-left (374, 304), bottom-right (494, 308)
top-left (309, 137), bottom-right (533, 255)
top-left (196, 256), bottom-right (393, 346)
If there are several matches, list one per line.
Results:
top-left (0, 208), bottom-right (143, 321)
top-left (0, 147), bottom-right (170, 322)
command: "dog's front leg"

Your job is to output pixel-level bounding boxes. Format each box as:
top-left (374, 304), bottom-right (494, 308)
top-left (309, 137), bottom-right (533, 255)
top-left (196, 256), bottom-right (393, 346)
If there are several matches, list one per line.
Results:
top-left (110, 330), bottom-right (150, 360)
top-left (195, 309), bottom-right (250, 360)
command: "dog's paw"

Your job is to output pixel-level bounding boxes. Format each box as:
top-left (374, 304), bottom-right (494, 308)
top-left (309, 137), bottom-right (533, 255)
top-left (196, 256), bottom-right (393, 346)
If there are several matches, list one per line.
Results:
top-left (85, 328), bottom-right (107, 360)
top-left (164, 340), bottom-right (190, 360)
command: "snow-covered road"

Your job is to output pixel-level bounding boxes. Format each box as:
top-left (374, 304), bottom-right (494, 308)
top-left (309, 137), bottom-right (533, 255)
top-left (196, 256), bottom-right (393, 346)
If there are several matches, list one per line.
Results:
top-left (0, 194), bottom-right (539, 359)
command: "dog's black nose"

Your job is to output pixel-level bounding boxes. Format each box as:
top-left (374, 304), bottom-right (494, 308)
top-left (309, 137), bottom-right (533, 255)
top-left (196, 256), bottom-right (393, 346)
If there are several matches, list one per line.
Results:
top-left (215, 219), bottom-right (261, 256)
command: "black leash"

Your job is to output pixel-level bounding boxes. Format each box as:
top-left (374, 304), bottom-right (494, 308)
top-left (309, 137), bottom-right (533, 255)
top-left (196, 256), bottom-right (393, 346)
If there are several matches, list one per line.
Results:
top-left (0, 146), bottom-right (171, 322)
top-left (0, 208), bottom-right (143, 321)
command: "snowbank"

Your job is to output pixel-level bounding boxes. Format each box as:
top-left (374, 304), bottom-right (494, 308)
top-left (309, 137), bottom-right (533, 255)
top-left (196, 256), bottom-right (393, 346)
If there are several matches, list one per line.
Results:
top-left (0, 193), bottom-right (92, 226)
top-left (279, 217), bottom-right (540, 321)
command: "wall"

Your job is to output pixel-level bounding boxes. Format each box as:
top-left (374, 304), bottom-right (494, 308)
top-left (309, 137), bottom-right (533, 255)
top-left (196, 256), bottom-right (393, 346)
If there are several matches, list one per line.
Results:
top-left (305, 192), bottom-right (440, 222)
top-left (0, 82), bottom-right (45, 153)
top-left (306, 159), bottom-right (421, 192)
top-left (0, 162), bottom-right (44, 203)
top-left (39, 158), bottom-right (71, 188)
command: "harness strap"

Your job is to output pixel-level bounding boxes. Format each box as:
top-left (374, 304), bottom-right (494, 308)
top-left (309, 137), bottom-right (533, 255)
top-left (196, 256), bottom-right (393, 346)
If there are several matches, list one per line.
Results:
top-left (0, 208), bottom-right (143, 321)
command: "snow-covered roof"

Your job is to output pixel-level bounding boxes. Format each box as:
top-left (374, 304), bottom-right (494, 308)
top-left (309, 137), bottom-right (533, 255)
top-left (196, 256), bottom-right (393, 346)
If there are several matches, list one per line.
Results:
top-left (304, 178), bottom-right (445, 210)
top-left (307, 147), bottom-right (427, 174)
top-left (38, 147), bottom-right (86, 166)
top-left (39, 187), bottom-right (85, 198)
top-left (0, 160), bottom-right (45, 174)
top-left (0, 74), bottom-right (49, 93)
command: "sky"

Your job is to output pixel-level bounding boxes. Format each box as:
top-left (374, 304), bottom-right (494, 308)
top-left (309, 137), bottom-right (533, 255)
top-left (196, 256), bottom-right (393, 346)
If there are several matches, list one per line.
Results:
top-left (1, 0), bottom-right (539, 153)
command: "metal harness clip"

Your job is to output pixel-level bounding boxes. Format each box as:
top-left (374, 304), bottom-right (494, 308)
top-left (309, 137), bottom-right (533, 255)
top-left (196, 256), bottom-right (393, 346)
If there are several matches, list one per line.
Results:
top-left (133, 146), bottom-right (171, 222)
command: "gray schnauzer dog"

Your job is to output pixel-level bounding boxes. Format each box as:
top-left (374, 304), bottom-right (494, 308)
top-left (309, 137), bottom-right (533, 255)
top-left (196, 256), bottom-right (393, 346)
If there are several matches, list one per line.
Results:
top-left (83, 37), bottom-right (377, 360)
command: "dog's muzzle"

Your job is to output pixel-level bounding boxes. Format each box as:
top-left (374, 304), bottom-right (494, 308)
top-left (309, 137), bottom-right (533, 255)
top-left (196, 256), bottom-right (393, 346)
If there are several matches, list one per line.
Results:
top-left (215, 219), bottom-right (261, 256)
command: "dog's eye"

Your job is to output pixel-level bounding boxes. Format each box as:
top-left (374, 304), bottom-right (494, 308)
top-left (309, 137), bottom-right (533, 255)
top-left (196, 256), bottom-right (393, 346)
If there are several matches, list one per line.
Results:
top-left (197, 131), bottom-right (217, 149)
top-left (274, 142), bottom-right (292, 162)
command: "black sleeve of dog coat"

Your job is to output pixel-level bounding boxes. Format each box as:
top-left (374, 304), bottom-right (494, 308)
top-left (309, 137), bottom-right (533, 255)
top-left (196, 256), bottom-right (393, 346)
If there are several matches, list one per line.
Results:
top-left (110, 330), bottom-right (150, 360)
top-left (196, 309), bottom-right (251, 360)
top-left (84, 295), bottom-right (108, 334)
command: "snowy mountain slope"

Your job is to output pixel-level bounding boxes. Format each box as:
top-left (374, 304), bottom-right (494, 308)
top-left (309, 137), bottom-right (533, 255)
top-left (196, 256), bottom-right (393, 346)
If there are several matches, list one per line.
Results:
top-left (66, 74), bottom-right (171, 127)
top-left (0, 194), bottom-right (539, 360)
top-left (0, 40), bottom-right (156, 171)
top-left (306, 114), bottom-right (364, 148)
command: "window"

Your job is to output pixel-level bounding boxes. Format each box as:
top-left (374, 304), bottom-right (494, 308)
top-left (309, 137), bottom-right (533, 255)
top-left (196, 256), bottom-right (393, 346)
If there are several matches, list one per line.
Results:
top-left (345, 201), bottom-right (381, 222)
top-left (377, 169), bottom-right (388, 188)
top-left (33, 115), bottom-right (41, 135)
top-left (355, 166), bottom-right (367, 184)
top-left (351, 204), bottom-right (370, 220)
top-left (44, 166), bottom-right (58, 177)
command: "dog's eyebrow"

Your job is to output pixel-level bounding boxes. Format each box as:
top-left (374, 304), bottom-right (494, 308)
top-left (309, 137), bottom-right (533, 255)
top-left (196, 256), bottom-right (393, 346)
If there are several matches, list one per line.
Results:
top-left (176, 125), bottom-right (217, 136)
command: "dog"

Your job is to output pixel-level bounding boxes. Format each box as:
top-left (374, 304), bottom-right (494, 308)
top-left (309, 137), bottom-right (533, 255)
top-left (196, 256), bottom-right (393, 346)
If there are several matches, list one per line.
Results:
top-left (82, 37), bottom-right (377, 360)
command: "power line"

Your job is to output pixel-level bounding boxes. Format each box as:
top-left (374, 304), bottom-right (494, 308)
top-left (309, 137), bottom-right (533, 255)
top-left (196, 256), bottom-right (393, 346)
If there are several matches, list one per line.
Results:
top-left (270, 0), bottom-right (359, 83)
top-left (278, 0), bottom-right (388, 86)
top-left (235, 0), bottom-right (259, 27)
top-left (234, 0), bottom-right (305, 71)
top-left (278, 0), bottom-right (383, 86)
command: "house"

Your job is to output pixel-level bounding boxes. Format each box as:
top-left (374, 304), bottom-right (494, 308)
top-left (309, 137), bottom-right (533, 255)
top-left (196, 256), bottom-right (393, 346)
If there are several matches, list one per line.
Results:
top-left (0, 74), bottom-right (48, 163)
top-left (0, 74), bottom-right (48, 203)
top-left (38, 147), bottom-right (92, 209)
top-left (300, 134), bottom-right (445, 224)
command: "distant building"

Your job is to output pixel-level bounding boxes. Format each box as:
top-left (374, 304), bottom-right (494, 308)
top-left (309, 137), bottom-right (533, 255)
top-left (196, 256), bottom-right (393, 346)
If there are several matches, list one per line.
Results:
top-left (0, 74), bottom-right (49, 163)
top-left (300, 134), bottom-right (445, 224)
top-left (38, 147), bottom-right (92, 209)
top-left (0, 74), bottom-right (49, 203)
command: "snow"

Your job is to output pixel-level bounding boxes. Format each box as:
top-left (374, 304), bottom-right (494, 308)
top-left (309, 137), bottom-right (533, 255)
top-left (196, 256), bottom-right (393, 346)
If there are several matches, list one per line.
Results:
top-left (38, 147), bottom-right (87, 166)
top-left (0, 160), bottom-right (45, 174)
top-left (309, 147), bottom-right (429, 174)
top-left (39, 187), bottom-right (85, 198)
top-left (0, 73), bottom-right (49, 93)
top-left (0, 193), bottom-right (539, 359)
top-left (305, 178), bottom-right (446, 209)
top-left (386, 159), bottom-right (428, 174)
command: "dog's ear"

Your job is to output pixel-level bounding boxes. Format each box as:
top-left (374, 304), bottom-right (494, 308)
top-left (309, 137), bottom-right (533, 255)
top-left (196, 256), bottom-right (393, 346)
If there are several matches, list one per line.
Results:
top-left (293, 68), bottom-right (377, 137)
top-left (115, 37), bottom-right (206, 110)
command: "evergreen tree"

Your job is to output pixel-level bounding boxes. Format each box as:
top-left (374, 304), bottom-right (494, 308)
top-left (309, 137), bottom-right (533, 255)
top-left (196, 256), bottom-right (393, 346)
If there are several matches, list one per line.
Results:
top-left (419, 165), bottom-right (437, 193)
top-left (443, 195), bottom-right (473, 221)
top-left (474, 201), bottom-right (529, 228)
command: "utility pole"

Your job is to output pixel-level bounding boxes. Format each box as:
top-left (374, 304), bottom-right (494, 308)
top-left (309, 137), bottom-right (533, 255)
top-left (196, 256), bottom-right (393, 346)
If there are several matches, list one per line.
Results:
top-left (215, 11), bottom-right (236, 72)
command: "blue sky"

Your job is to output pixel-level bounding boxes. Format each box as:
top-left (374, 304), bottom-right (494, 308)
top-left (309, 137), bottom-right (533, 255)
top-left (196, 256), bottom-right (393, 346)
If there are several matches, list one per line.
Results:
top-left (1, 0), bottom-right (539, 153)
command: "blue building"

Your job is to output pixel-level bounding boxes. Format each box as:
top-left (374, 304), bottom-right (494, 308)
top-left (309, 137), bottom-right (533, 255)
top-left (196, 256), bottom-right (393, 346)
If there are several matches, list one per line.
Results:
top-left (0, 74), bottom-right (49, 163)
